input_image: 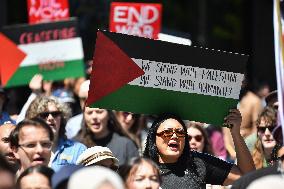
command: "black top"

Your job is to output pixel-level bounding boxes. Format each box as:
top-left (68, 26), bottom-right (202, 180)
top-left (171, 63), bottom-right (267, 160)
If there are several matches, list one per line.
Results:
top-left (231, 163), bottom-right (280, 189)
top-left (94, 132), bottom-right (139, 165)
top-left (159, 151), bottom-right (233, 189)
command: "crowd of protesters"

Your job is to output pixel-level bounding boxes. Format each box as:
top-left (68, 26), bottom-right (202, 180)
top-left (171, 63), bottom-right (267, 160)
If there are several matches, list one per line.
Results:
top-left (0, 70), bottom-right (284, 189)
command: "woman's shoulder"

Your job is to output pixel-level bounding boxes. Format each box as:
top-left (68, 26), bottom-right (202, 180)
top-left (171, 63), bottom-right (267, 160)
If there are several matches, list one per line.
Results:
top-left (191, 151), bottom-right (233, 172)
top-left (112, 132), bottom-right (134, 143)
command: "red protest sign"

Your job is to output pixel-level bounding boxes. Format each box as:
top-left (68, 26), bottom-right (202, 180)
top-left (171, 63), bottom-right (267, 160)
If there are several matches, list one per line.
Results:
top-left (109, 2), bottom-right (162, 39)
top-left (27, 0), bottom-right (70, 24)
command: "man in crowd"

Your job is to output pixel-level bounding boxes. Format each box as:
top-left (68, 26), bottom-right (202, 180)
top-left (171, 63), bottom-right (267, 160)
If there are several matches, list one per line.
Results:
top-left (0, 123), bottom-right (18, 170)
top-left (10, 118), bottom-right (53, 175)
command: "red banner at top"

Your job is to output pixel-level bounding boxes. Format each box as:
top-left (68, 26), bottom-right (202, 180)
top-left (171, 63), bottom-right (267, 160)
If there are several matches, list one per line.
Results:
top-left (109, 2), bottom-right (162, 39)
top-left (27, 0), bottom-right (70, 24)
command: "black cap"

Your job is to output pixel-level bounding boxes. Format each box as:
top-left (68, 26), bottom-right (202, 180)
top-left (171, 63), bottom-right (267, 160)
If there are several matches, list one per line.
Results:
top-left (265, 90), bottom-right (278, 106)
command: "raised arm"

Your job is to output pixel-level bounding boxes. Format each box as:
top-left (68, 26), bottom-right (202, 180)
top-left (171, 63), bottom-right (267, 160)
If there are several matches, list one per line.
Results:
top-left (223, 109), bottom-right (256, 185)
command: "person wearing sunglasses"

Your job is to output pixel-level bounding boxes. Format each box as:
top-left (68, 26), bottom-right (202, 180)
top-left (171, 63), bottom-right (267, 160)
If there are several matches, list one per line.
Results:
top-left (186, 122), bottom-right (214, 155)
top-left (232, 125), bottom-right (284, 189)
top-left (9, 118), bottom-right (54, 175)
top-left (251, 106), bottom-right (278, 169)
top-left (144, 110), bottom-right (255, 189)
top-left (25, 96), bottom-right (87, 172)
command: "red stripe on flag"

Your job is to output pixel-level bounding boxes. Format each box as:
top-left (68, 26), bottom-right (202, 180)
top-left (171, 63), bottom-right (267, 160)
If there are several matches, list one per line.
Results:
top-left (86, 31), bottom-right (145, 106)
top-left (0, 33), bottom-right (27, 86)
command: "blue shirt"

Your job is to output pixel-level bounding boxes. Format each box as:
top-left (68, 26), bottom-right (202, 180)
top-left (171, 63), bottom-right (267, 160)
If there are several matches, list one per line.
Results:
top-left (51, 139), bottom-right (86, 172)
top-left (0, 111), bottom-right (16, 125)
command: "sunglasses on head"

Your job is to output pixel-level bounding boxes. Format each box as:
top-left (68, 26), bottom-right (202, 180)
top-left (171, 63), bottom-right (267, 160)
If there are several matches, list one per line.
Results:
top-left (38, 111), bottom-right (62, 119)
top-left (257, 126), bottom-right (276, 133)
top-left (156, 128), bottom-right (186, 138)
top-left (188, 134), bottom-right (203, 142)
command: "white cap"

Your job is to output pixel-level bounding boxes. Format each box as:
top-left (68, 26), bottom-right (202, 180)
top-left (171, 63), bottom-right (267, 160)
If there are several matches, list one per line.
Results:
top-left (68, 166), bottom-right (125, 189)
top-left (247, 175), bottom-right (284, 189)
top-left (76, 146), bottom-right (119, 167)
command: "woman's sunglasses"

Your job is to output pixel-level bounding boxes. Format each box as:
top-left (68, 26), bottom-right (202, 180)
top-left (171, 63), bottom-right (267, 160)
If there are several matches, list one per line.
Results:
top-left (38, 111), bottom-right (62, 119)
top-left (156, 128), bottom-right (186, 138)
top-left (188, 134), bottom-right (203, 142)
top-left (257, 126), bottom-right (276, 134)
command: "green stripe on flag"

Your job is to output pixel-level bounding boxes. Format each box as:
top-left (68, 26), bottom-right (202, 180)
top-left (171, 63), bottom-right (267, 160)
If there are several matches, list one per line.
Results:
top-left (5, 59), bottom-right (85, 87)
top-left (90, 85), bottom-right (238, 125)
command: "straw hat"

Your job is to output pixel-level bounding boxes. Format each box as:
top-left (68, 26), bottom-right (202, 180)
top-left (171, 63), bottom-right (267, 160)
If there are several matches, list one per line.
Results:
top-left (76, 146), bottom-right (119, 167)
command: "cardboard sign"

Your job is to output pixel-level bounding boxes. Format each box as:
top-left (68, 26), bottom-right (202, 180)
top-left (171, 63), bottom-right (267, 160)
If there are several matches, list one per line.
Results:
top-left (1, 19), bottom-right (85, 87)
top-left (86, 31), bottom-right (248, 125)
top-left (109, 2), bottom-right (162, 39)
top-left (27, 0), bottom-right (70, 24)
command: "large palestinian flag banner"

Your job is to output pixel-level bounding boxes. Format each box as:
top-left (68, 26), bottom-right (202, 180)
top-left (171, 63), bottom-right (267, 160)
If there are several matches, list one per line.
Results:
top-left (87, 31), bottom-right (248, 125)
top-left (0, 18), bottom-right (84, 87)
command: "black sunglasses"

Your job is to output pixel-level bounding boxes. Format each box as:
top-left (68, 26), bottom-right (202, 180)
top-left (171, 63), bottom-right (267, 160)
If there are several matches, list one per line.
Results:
top-left (257, 126), bottom-right (276, 133)
top-left (38, 111), bottom-right (62, 119)
top-left (188, 134), bottom-right (203, 142)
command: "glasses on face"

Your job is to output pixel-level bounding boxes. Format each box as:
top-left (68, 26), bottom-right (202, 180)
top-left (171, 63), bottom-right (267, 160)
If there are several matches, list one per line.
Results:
top-left (257, 126), bottom-right (276, 134)
top-left (156, 128), bottom-right (186, 138)
top-left (38, 111), bottom-right (62, 119)
top-left (18, 141), bottom-right (53, 151)
top-left (188, 134), bottom-right (203, 142)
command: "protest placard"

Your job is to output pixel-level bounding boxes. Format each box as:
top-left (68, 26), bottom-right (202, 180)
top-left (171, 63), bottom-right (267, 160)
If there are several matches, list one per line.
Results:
top-left (109, 2), bottom-right (162, 39)
top-left (1, 18), bottom-right (85, 87)
top-left (87, 31), bottom-right (248, 125)
top-left (27, 0), bottom-right (70, 24)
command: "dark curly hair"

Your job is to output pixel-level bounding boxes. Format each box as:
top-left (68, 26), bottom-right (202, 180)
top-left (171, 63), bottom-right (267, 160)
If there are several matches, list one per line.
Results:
top-left (143, 113), bottom-right (192, 165)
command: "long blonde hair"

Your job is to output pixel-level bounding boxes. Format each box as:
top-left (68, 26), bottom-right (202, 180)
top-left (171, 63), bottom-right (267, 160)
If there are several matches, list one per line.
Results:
top-left (252, 106), bottom-right (277, 169)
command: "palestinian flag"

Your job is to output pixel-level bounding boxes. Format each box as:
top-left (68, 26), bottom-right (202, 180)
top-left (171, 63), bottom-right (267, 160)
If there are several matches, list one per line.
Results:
top-left (1, 18), bottom-right (85, 87)
top-left (87, 31), bottom-right (248, 125)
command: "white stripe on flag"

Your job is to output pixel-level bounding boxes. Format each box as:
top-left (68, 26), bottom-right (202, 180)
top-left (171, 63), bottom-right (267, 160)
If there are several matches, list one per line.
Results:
top-left (18, 37), bottom-right (84, 67)
top-left (129, 58), bottom-right (244, 99)
top-left (273, 0), bottom-right (284, 142)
